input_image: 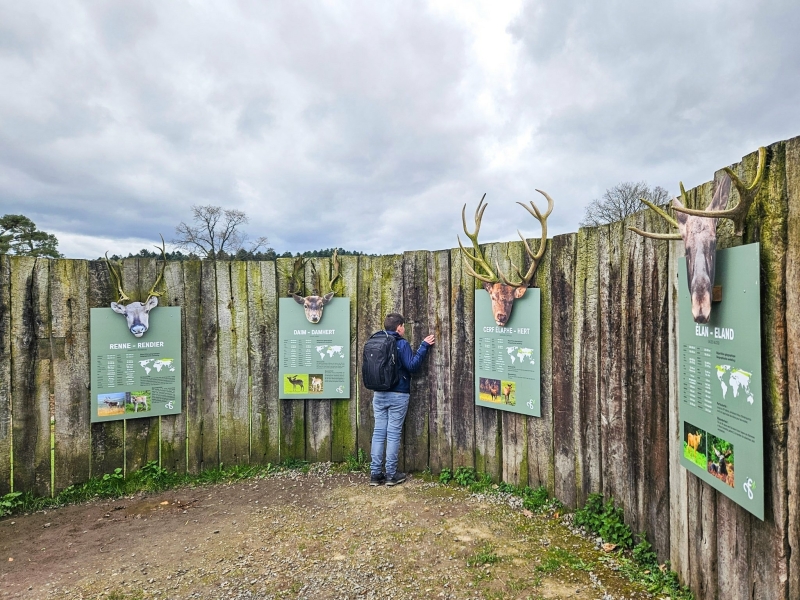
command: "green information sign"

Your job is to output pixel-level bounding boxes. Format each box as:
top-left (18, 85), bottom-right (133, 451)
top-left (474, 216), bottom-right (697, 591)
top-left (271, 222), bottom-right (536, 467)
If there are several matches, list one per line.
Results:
top-left (90, 307), bottom-right (182, 423)
top-left (678, 244), bottom-right (764, 519)
top-left (278, 297), bottom-right (350, 399)
top-left (474, 289), bottom-right (541, 416)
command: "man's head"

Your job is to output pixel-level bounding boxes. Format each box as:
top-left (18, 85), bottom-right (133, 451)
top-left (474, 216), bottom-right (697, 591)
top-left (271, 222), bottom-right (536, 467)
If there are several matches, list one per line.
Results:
top-left (384, 313), bottom-right (405, 332)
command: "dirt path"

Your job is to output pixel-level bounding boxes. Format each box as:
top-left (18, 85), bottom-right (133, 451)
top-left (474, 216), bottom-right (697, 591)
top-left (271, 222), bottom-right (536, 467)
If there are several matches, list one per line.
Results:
top-left (0, 469), bottom-right (653, 599)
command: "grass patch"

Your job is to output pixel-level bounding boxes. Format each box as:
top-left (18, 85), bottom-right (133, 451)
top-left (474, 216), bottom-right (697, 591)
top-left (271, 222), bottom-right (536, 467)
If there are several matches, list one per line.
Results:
top-left (467, 543), bottom-right (500, 567)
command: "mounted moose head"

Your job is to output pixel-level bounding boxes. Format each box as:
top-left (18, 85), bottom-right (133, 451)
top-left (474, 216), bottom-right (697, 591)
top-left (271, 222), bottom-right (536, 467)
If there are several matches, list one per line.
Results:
top-left (630, 147), bottom-right (765, 324)
top-left (105, 236), bottom-right (167, 338)
top-left (291, 249), bottom-right (341, 324)
top-left (458, 191), bottom-right (553, 327)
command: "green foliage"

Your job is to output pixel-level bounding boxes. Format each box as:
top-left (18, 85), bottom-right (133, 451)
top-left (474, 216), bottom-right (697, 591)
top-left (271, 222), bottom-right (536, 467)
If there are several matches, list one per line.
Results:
top-left (0, 214), bottom-right (62, 257)
top-left (438, 468), bottom-right (453, 484)
top-left (522, 486), bottom-right (559, 513)
top-left (0, 492), bottom-right (23, 517)
top-left (344, 449), bottom-right (369, 473)
top-left (454, 466), bottom-right (477, 486)
top-left (467, 543), bottom-right (500, 567)
top-left (573, 494), bottom-right (632, 549)
top-left (632, 533), bottom-right (658, 567)
top-left (536, 547), bottom-right (592, 574)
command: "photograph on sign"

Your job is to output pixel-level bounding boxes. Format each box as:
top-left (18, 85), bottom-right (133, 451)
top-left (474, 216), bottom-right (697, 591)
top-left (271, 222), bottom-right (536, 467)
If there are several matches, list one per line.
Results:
top-left (278, 297), bottom-right (351, 400)
top-left (90, 307), bottom-right (182, 423)
top-left (678, 243), bottom-right (764, 519)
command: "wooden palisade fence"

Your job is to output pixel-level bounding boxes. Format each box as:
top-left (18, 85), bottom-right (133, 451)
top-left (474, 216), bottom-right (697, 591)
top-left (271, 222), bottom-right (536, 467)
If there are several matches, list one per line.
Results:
top-left (1, 136), bottom-right (799, 599)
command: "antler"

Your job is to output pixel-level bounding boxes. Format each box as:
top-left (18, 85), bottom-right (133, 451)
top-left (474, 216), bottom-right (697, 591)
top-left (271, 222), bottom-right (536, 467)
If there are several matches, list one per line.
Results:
top-left (104, 253), bottom-right (130, 304)
top-left (458, 194), bottom-right (499, 284)
top-left (670, 146), bottom-right (766, 236)
top-left (496, 189), bottom-right (554, 287)
top-left (628, 199), bottom-right (683, 240)
top-left (146, 234), bottom-right (168, 299)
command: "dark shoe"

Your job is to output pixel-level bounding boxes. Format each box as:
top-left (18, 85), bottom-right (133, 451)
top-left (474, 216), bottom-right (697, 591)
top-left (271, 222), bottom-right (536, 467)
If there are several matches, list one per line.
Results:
top-left (385, 472), bottom-right (406, 487)
top-left (370, 473), bottom-right (386, 486)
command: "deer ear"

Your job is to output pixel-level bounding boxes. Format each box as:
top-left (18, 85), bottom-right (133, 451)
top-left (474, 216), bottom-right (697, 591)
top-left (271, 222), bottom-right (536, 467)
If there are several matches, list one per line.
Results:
top-left (144, 296), bottom-right (159, 311)
top-left (322, 292), bottom-right (335, 304)
top-left (513, 286), bottom-right (528, 299)
top-left (482, 281), bottom-right (494, 293)
top-left (672, 197), bottom-right (689, 234)
top-left (111, 302), bottom-right (127, 314)
top-left (292, 294), bottom-right (305, 305)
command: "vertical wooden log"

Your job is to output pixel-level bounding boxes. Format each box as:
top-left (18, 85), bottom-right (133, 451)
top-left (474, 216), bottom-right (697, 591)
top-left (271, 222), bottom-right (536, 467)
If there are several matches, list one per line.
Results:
top-left (304, 257), bottom-right (332, 463)
top-left (529, 240), bottom-right (554, 491)
top-left (449, 247), bottom-right (475, 471)
top-left (277, 257), bottom-right (305, 461)
top-left (200, 260), bottom-right (220, 470)
top-left (574, 227), bottom-right (601, 506)
top-left (125, 258), bottom-right (160, 474)
top-left (11, 257), bottom-right (51, 496)
top-left (159, 261), bottom-right (187, 473)
top-left (355, 255), bottom-right (404, 464)
top-left (51, 259), bottom-right (90, 492)
top-left (217, 261), bottom-right (251, 466)
top-left (403, 250), bottom-right (431, 473)
top-left (330, 255), bottom-right (358, 463)
top-left (785, 135), bottom-right (800, 600)
top-left (247, 260), bottom-right (280, 465)
top-left (0, 255), bottom-right (11, 495)
top-left (89, 260), bottom-right (125, 478)
top-left (551, 234), bottom-right (577, 506)
top-left (427, 250), bottom-right (453, 475)
top-left (182, 261), bottom-right (203, 473)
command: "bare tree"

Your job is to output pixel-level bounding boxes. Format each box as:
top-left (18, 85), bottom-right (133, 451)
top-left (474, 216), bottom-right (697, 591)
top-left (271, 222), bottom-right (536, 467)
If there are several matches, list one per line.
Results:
top-left (580, 181), bottom-right (671, 227)
top-left (173, 205), bottom-right (269, 259)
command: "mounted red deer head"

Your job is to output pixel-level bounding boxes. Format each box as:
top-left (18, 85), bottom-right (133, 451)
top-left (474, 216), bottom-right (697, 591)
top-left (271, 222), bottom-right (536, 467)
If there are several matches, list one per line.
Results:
top-left (292, 249), bottom-right (340, 324)
top-left (458, 191), bottom-right (553, 327)
top-left (630, 147), bottom-right (765, 323)
top-left (105, 236), bottom-right (167, 338)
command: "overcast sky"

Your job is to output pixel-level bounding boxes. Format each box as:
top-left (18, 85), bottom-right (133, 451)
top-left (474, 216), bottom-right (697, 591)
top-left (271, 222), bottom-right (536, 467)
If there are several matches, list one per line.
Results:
top-left (2, 0), bottom-right (799, 259)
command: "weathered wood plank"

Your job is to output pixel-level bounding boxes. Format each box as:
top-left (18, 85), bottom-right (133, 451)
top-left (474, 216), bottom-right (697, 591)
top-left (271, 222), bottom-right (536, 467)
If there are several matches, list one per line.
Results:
top-left (304, 257), bottom-right (332, 463)
top-left (574, 226), bottom-right (601, 506)
top-left (125, 258), bottom-right (160, 474)
top-left (11, 257), bottom-right (51, 496)
top-left (200, 260), bottom-right (220, 470)
top-left (217, 261), bottom-right (251, 466)
top-left (182, 260), bottom-right (203, 473)
top-left (159, 261), bottom-right (187, 473)
top-left (277, 257), bottom-right (305, 461)
top-left (51, 259), bottom-right (91, 492)
top-left (0, 255), bottom-right (12, 495)
top-left (784, 135), bottom-right (800, 600)
top-left (247, 260), bottom-right (280, 465)
top-left (88, 260), bottom-right (125, 478)
top-left (427, 250), bottom-right (453, 475)
top-left (449, 247), bottom-right (475, 471)
top-left (529, 239), bottom-right (554, 491)
top-left (551, 234), bottom-right (577, 506)
top-left (403, 250), bottom-right (431, 473)
top-left (331, 255), bottom-right (358, 463)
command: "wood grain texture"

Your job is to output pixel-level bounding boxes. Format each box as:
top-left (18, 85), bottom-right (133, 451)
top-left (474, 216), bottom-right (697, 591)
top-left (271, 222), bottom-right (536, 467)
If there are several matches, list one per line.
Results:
top-left (51, 259), bottom-right (91, 492)
top-left (331, 255), bottom-right (358, 463)
top-left (0, 255), bottom-right (12, 495)
top-left (277, 257), bottom-right (305, 461)
top-left (182, 260), bottom-right (203, 473)
top-left (199, 260), bottom-right (220, 470)
top-left (304, 257), bottom-right (332, 463)
top-left (427, 250), bottom-right (453, 474)
top-left (449, 248), bottom-right (475, 471)
top-left (88, 260), bottom-right (125, 478)
top-left (217, 261), bottom-right (251, 466)
top-left (247, 260), bottom-right (280, 465)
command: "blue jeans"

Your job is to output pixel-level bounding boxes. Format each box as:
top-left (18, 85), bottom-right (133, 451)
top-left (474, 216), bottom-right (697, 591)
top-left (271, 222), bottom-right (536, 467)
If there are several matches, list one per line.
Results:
top-left (370, 391), bottom-right (410, 477)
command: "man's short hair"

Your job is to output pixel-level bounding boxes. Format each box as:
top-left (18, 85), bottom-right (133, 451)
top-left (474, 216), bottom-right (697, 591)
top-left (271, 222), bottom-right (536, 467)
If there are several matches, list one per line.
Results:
top-left (384, 313), bottom-right (404, 331)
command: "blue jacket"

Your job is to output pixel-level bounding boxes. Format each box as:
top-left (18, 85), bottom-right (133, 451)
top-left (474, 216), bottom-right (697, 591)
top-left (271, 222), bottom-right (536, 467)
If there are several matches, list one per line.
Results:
top-left (384, 330), bottom-right (431, 393)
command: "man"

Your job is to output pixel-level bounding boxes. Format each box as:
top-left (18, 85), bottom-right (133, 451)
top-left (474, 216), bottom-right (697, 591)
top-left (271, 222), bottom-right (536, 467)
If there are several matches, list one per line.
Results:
top-left (369, 313), bottom-right (435, 487)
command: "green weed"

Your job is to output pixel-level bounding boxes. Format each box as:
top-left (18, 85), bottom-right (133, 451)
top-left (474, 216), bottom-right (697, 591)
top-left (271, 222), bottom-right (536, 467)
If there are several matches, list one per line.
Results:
top-left (0, 492), bottom-right (22, 517)
top-left (467, 543), bottom-right (500, 567)
top-left (344, 449), bottom-right (369, 473)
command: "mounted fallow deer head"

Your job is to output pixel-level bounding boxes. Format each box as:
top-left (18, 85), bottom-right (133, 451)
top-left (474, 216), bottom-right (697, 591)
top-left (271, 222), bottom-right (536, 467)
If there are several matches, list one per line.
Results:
top-left (458, 192), bottom-right (553, 327)
top-left (105, 235), bottom-right (167, 338)
top-left (292, 249), bottom-right (341, 324)
top-left (629, 147), bottom-right (766, 324)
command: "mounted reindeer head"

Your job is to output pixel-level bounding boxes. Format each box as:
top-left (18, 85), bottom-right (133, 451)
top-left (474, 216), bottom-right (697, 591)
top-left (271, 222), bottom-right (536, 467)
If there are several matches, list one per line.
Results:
top-left (458, 192), bottom-right (553, 327)
top-left (292, 249), bottom-right (340, 324)
top-left (629, 147), bottom-right (765, 324)
top-left (105, 236), bottom-right (167, 338)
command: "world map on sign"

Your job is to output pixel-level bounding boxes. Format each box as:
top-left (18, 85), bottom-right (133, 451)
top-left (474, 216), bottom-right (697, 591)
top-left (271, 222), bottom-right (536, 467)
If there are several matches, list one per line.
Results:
top-left (716, 365), bottom-right (754, 405)
top-left (506, 346), bottom-right (534, 365)
top-left (317, 345), bottom-right (345, 360)
top-left (139, 358), bottom-right (175, 376)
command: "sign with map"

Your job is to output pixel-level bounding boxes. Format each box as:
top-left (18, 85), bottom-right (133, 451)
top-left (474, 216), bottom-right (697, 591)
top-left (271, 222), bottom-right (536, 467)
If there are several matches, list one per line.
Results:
top-left (278, 298), bottom-right (350, 399)
top-left (678, 244), bottom-right (764, 519)
top-left (474, 289), bottom-right (541, 416)
top-left (90, 307), bottom-right (182, 423)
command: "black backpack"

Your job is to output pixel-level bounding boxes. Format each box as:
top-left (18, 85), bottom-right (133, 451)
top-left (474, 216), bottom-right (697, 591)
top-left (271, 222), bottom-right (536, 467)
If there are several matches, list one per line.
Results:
top-left (362, 331), bottom-right (399, 391)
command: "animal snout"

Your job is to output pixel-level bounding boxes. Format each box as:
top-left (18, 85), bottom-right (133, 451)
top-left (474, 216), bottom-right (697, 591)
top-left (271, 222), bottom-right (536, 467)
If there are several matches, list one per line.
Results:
top-left (131, 324), bottom-right (147, 337)
top-left (494, 313), bottom-right (508, 326)
top-left (691, 292), bottom-right (712, 324)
